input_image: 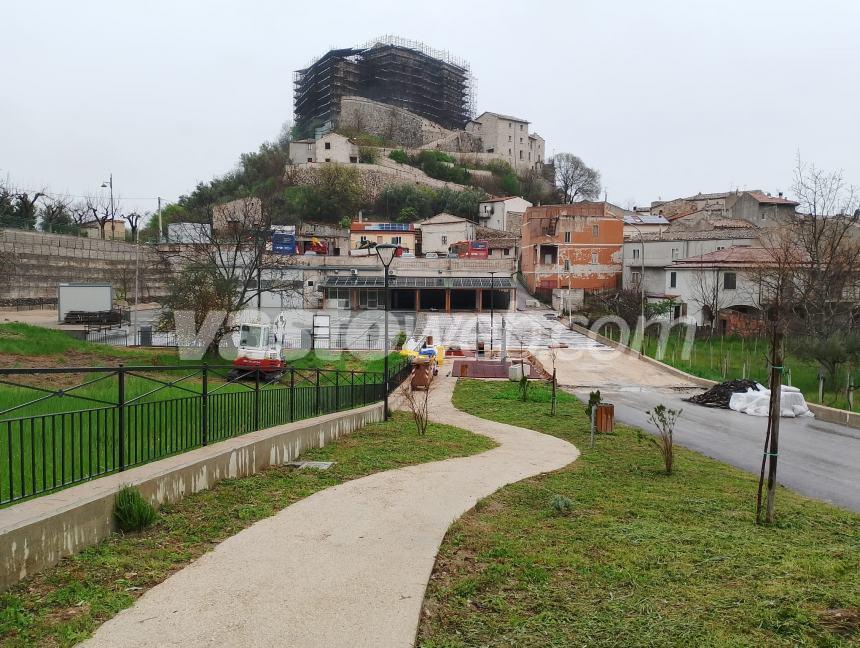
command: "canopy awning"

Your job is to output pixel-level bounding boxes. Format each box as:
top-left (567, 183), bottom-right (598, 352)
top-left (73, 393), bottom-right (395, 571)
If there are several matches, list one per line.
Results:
top-left (322, 276), bottom-right (514, 289)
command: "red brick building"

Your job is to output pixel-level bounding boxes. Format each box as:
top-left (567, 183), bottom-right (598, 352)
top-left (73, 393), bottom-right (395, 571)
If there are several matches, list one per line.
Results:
top-left (520, 203), bottom-right (624, 298)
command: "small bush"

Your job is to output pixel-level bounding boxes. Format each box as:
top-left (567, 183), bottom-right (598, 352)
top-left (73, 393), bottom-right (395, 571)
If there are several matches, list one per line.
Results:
top-left (646, 404), bottom-right (682, 475)
top-left (358, 146), bottom-right (378, 163)
top-left (114, 485), bottom-right (157, 532)
top-left (550, 494), bottom-right (573, 515)
top-left (388, 149), bottom-right (409, 164)
top-left (585, 390), bottom-right (602, 418)
top-left (395, 330), bottom-right (407, 349)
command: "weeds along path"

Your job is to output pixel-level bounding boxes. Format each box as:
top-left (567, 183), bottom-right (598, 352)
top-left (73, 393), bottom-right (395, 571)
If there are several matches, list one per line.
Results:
top-left (82, 376), bottom-right (579, 648)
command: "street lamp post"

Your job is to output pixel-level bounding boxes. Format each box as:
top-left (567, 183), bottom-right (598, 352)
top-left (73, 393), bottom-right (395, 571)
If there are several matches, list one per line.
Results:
top-left (100, 174), bottom-right (114, 237)
top-left (488, 270), bottom-right (497, 358)
top-left (376, 244), bottom-right (398, 420)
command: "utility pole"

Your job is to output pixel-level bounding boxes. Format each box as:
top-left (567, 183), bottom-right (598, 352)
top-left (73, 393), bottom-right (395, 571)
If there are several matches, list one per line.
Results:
top-left (157, 196), bottom-right (163, 244)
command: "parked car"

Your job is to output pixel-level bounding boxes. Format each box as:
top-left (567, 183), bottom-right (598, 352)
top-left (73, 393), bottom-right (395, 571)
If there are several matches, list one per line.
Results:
top-left (400, 252), bottom-right (416, 259)
top-left (425, 252), bottom-right (439, 259)
top-left (446, 252), bottom-right (459, 259)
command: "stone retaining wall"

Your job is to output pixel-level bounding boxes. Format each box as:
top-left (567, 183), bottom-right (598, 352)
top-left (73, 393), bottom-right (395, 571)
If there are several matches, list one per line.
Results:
top-left (0, 229), bottom-right (170, 301)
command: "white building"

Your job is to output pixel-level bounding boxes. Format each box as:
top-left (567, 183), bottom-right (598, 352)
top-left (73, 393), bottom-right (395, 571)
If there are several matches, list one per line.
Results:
top-left (465, 112), bottom-right (545, 171)
top-left (288, 132), bottom-right (359, 165)
top-left (417, 213), bottom-right (475, 255)
top-left (663, 246), bottom-right (770, 329)
top-left (478, 196), bottom-right (532, 233)
top-left (622, 227), bottom-right (762, 298)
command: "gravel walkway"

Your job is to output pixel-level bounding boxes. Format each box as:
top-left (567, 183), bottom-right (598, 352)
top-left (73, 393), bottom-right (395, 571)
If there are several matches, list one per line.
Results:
top-left (82, 376), bottom-right (578, 648)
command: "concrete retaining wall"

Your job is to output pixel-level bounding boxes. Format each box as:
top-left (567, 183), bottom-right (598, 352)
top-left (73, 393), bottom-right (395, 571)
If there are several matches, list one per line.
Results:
top-left (0, 402), bottom-right (383, 591)
top-left (569, 322), bottom-right (860, 429)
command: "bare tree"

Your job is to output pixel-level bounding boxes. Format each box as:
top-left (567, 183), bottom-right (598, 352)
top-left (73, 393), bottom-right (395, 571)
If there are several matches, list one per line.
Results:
top-left (158, 197), bottom-right (302, 348)
top-left (782, 155), bottom-right (860, 336)
top-left (398, 368), bottom-right (435, 436)
top-left (688, 267), bottom-right (731, 336)
top-left (552, 153), bottom-right (601, 203)
top-left (38, 195), bottom-right (76, 234)
top-left (126, 211), bottom-right (149, 242)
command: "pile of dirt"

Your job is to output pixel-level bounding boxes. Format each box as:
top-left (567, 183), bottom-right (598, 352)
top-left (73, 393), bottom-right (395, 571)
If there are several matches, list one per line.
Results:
top-left (685, 379), bottom-right (760, 409)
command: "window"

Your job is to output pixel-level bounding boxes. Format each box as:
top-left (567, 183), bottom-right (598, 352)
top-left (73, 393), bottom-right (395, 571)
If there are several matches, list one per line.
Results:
top-left (591, 251), bottom-right (598, 265)
top-left (632, 248), bottom-right (640, 259)
top-left (509, 122), bottom-right (512, 128)
top-left (327, 287), bottom-right (351, 310)
top-left (360, 235), bottom-right (368, 244)
top-left (324, 158), bottom-right (330, 162)
top-left (673, 303), bottom-right (687, 319)
top-left (307, 143), bottom-right (312, 150)
top-left (520, 124), bottom-right (524, 130)
top-left (716, 245), bottom-right (725, 251)
top-left (508, 135), bottom-right (512, 142)
top-left (307, 157), bottom-right (313, 163)
top-left (670, 271), bottom-right (677, 288)
top-left (441, 235), bottom-right (447, 245)
top-left (487, 147), bottom-right (494, 153)
top-left (508, 148), bottom-right (511, 155)
top-left (358, 288), bottom-right (384, 309)
top-left (592, 224), bottom-right (599, 238)
top-left (563, 259), bottom-right (571, 272)
top-left (324, 142), bottom-right (331, 150)
top-left (724, 272), bottom-right (737, 290)
top-left (307, 280), bottom-right (314, 288)
top-left (632, 271), bottom-right (641, 285)
top-left (671, 247), bottom-right (679, 259)
top-left (504, 248), bottom-right (510, 256)
top-left (391, 236), bottom-right (402, 245)
top-left (519, 137), bottom-right (523, 143)
top-left (564, 231), bottom-right (571, 243)
top-left (519, 150), bottom-right (523, 159)
top-left (349, 156), bottom-right (357, 163)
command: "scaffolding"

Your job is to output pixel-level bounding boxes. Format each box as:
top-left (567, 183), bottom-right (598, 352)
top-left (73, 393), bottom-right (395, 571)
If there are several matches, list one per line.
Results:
top-left (293, 36), bottom-right (475, 133)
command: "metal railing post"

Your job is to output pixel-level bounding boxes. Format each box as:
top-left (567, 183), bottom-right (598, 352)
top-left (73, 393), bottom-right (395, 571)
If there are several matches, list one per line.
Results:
top-left (315, 369), bottom-right (321, 415)
top-left (334, 371), bottom-right (340, 411)
top-left (351, 370), bottom-right (355, 407)
top-left (201, 362), bottom-right (209, 446)
top-left (289, 368), bottom-right (295, 422)
top-left (254, 370), bottom-right (261, 431)
top-left (117, 365), bottom-right (126, 471)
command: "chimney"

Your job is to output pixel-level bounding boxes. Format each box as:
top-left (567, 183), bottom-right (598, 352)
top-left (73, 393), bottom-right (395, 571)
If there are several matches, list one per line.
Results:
top-left (778, 192), bottom-right (783, 198)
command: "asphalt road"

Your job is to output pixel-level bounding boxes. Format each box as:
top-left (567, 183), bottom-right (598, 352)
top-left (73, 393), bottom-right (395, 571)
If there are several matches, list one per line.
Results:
top-left (570, 386), bottom-right (860, 513)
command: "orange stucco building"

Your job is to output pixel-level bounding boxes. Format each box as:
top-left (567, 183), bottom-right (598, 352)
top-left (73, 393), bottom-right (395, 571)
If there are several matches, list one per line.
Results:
top-left (520, 202), bottom-right (623, 296)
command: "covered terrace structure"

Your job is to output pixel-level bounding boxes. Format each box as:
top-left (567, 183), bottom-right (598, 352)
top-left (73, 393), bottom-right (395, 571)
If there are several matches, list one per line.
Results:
top-left (321, 275), bottom-right (514, 312)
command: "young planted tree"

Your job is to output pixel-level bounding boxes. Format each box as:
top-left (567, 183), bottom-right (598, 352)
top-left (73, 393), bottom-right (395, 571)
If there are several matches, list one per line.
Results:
top-left (646, 404), bottom-right (681, 475)
top-left (399, 370), bottom-right (435, 436)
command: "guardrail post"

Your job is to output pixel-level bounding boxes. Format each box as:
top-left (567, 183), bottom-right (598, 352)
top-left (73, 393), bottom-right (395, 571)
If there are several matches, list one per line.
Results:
top-left (254, 370), bottom-right (261, 431)
top-left (289, 368), bottom-right (295, 422)
top-left (117, 365), bottom-right (126, 471)
top-left (315, 369), bottom-right (321, 415)
top-left (201, 363), bottom-right (209, 446)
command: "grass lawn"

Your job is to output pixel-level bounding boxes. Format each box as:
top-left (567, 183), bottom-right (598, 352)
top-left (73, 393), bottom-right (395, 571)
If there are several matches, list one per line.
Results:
top-left (417, 379), bottom-right (860, 647)
top-left (0, 324), bottom-right (406, 505)
top-left (600, 328), bottom-right (857, 412)
top-left (0, 411), bottom-right (496, 647)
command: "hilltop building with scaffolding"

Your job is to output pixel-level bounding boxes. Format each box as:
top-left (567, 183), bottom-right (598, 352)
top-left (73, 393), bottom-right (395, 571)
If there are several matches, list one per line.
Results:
top-left (293, 36), bottom-right (475, 135)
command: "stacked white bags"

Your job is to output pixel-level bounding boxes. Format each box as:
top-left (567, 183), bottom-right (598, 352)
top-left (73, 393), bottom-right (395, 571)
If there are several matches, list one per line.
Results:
top-left (729, 384), bottom-right (815, 418)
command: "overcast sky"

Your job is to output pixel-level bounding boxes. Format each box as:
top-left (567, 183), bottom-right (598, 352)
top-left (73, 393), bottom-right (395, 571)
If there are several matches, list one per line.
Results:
top-left (2, 0), bottom-right (858, 215)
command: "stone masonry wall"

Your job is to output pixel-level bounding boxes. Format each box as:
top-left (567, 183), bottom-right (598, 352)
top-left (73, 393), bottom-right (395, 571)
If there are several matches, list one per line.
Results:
top-left (338, 96), bottom-right (449, 148)
top-left (0, 229), bottom-right (170, 302)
